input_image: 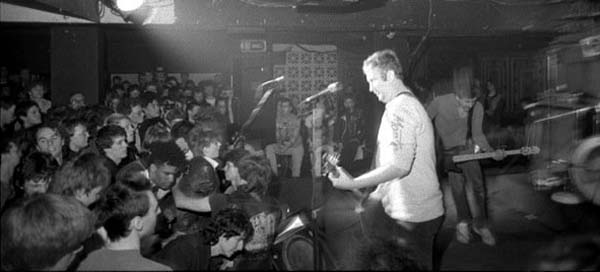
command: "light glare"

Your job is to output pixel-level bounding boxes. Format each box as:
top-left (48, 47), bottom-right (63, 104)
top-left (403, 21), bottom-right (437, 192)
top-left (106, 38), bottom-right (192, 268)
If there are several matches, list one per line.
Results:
top-left (116, 0), bottom-right (144, 12)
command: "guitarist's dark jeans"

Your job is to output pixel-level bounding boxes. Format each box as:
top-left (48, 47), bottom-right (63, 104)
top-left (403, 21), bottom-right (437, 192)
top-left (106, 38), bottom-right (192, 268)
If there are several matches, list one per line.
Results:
top-left (361, 199), bottom-right (443, 270)
top-left (448, 160), bottom-right (489, 229)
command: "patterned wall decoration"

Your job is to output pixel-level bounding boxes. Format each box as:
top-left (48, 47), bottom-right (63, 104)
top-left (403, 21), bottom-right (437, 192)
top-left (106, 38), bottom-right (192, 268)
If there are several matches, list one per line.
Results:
top-left (273, 44), bottom-right (338, 107)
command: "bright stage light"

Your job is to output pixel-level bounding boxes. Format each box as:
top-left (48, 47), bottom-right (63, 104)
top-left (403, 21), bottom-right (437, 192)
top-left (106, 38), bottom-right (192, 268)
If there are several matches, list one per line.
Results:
top-left (116, 0), bottom-right (144, 12)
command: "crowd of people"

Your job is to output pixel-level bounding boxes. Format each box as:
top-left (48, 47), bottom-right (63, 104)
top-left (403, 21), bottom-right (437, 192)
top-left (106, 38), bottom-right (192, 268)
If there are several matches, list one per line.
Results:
top-left (0, 65), bottom-right (380, 271)
top-left (1, 51), bottom-right (598, 271)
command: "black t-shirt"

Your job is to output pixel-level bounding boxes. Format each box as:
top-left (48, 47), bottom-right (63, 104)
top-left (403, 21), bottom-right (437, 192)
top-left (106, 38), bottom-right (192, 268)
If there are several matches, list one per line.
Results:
top-left (152, 232), bottom-right (211, 271)
top-left (226, 192), bottom-right (281, 252)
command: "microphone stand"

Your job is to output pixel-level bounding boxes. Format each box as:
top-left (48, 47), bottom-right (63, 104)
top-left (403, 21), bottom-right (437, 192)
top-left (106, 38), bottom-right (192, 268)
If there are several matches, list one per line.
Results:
top-left (304, 99), bottom-right (323, 271)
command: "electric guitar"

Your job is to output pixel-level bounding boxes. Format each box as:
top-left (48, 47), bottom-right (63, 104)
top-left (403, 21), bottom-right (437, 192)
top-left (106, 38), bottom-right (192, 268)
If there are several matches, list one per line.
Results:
top-left (322, 152), bottom-right (370, 213)
top-left (452, 146), bottom-right (540, 163)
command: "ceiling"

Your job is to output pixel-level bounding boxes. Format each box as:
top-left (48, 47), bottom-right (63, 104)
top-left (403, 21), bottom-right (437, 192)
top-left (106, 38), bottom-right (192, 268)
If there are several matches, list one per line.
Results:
top-left (2, 0), bottom-right (598, 37)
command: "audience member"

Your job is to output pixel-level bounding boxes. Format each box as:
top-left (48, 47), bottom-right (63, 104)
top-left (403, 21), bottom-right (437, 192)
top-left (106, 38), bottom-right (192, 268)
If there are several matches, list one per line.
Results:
top-left (138, 92), bottom-right (167, 143)
top-left (0, 193), bottom-right (95, 270)
top-left (265, 97), bottom-right (304, 178)
top-left (11, 151), bottom-right (58, 200)
top-left (35, 122), bottom-right (65, 165)
top-left (0, 137), bottom-right (22, 209)
top-left (48, 153), bottom-right (110, 207)
top-left (117, 141), bottom-right (186, 200)
top-left (70, 92), bottom-right (86, 111)
top-left (152, 208), bottom-right (253, 271)
top-left (334, 94), bottom-right (365, 170)
top-left (104, 113), bottom-right (140, 166)
top-left (95, 125), bottom-right (128, 175)
top-left (171, 119), bottom-right (194, 160)
top-left (28, 81), bottom-right (51, 114)
top-left (15, 100), bottom-right (42, 131)
top-left (0, 97), bottom-right (16, 135)
top-left (141, 123), bottom-right (172, 153)
top-left (79, 181), bottom-right (171, 271)
top-left (61, 118), bottom-right (90, 162)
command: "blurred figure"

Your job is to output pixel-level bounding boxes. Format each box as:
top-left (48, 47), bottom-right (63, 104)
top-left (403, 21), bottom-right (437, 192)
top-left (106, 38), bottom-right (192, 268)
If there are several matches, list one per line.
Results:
top-left (265, 98), bottom-right (304, 178)
top-left (531, 234), bottom-right (600, 271)
top-left (28, 81), bottom-right (51, 114)
top-left (334, 94), bottom-right (365, 171)
top-left (0, 137), bottom-right (22, 209)
top-left (427, 64), bottom-right (505, 246)
top-left (0, 194), bottom-right (94, 271)
top-left (152, 208), bottom-right (253, 271)
top-left (70, 92), bottom-right (86, 111)
top-left (61, 118), bottom-right (90, 162)
top-left (0, 97), bottom-right (16, 135)
top-left (345, 237), bottom-right (425, 271)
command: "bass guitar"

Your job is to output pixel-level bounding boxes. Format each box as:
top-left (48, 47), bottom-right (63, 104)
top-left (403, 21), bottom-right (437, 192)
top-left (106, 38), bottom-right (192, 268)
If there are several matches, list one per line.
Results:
top-left (452, 146), bottom-right (540, 163)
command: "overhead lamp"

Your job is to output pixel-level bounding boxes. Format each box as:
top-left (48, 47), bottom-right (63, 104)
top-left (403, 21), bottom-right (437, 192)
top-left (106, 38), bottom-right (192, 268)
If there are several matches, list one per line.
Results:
top-left (115, 0), bottom-right (144, 12)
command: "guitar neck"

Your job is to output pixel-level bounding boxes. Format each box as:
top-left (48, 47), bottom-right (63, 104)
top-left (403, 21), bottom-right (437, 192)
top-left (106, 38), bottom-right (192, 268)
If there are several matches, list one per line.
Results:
top-left (452, 149), bottom-right (522, 163)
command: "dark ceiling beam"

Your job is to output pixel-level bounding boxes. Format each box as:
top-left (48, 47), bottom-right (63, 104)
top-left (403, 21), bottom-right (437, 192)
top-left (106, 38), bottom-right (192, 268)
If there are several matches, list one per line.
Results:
top-left (2, 0), bottom-right (99, 22)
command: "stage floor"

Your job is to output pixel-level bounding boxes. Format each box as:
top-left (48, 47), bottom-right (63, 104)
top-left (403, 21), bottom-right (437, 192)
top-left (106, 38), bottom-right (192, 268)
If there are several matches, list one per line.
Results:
top-left (275, 169), bottom-right (600, 270)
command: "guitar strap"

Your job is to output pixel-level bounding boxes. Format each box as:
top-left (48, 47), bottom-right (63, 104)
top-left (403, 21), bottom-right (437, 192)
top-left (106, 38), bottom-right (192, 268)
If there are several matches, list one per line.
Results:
top-left (466, 102), bottom-right (475, 143)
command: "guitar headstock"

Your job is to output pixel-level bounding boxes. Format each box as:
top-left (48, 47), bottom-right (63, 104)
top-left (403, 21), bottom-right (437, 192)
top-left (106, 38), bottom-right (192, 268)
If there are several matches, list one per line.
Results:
top-left (322, 152), bottom-right (340, 177)
top-left (521, 146), bottom-right (541, 156)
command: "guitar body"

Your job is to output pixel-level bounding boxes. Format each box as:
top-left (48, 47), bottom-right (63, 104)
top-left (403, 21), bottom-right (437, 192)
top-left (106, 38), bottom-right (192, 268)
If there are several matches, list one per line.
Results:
top-left (322, 153), bottom-right (370, 208)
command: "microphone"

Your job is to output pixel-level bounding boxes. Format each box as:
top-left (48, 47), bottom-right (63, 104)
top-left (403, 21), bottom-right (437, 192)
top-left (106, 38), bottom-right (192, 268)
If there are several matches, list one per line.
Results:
top-left (258, 76), bottom-right (285, 88)
top-left (302, 82), bottom-right (343, 103)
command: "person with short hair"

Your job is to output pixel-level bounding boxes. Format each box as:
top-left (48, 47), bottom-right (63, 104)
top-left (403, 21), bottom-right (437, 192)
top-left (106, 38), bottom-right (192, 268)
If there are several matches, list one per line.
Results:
top-left (61, 118), bottom-right (90, 162)
top-left (265, 97), bottom-right (304, 178)
top-left (139, 92), bottom-right (167, 143)
top-left (78, 181), bottom-right (171, 271)
top-left (14, 100), bottom-right (42, 131)
top-left (104, 113), bottom-right (140, 164)
top-left (328, 49), bottom-right (444, 269)
top-left (48, 153), bottom-right (110, 207)
top-left (171, 120), bottom-right (194, 160)
top-left (95, 125), bottom-right (128, 175)
top-left (35, 122), bottom-right (65, 165)
top-left (10, 151), bottom-right (58, 202)
top-left (116, 141), bottom-right (187, 199)
top-left (0, 96), bottom-right (16, 135)
top-left (152, 208), bottom-right (253, 271)
top-left (0, 193), bottom-right (95, 270)
top-left (70, 92), bottom-right (86, 110)
top-left (28, 81), bottom-right (51, 114)
top-left (186, 127), bottom-right (222, 168)
top-left (0, 136), bottom-right (22, 210)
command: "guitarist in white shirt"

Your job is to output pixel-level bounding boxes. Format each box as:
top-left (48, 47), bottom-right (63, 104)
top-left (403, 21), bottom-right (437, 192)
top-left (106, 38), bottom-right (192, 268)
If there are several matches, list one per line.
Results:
top-left (427, 63), bottom-right (506, 246)
top-left (328, 49), bottom-right (445, 270)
